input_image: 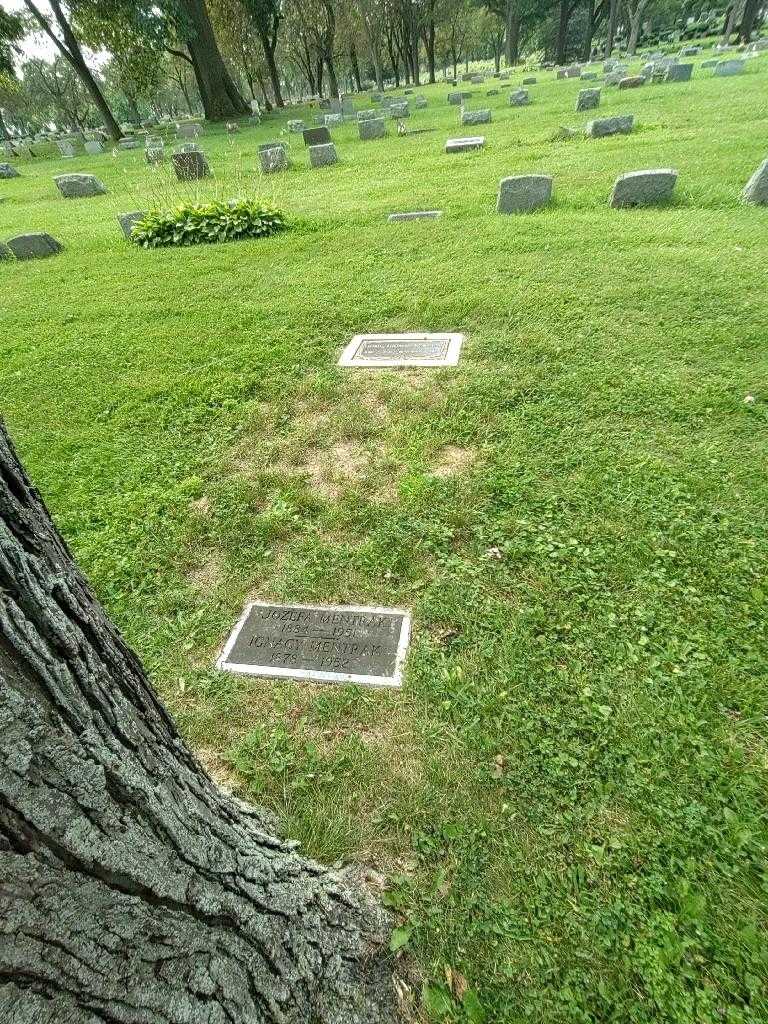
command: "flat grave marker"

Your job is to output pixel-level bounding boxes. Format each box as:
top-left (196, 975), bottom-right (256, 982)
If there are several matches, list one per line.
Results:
top-left (338, 332), bottom-right (464, 367)
top-left (217, 602), bottom-right (411, 688)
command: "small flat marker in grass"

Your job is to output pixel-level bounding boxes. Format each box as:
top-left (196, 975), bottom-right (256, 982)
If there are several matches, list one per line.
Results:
top-left (387, 210), bottom-right (443, 222)
top-left (338, 332), bottom-right (464, 367)
top-left (217, 602), bottom-right (411, 688)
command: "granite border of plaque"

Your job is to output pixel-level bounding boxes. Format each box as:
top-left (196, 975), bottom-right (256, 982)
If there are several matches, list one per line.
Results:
top-left (338, 332), bottom-right (464, 367)
top-left (217, 601), bottom-right (411, 688)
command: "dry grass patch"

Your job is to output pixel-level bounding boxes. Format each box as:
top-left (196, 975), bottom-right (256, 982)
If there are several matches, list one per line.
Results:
top-left (431, 445), bottom-right (476, 478)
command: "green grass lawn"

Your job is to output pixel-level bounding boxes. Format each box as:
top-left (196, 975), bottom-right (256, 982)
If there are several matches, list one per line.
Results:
top-left (2, 52), bottom-right (768, 1023)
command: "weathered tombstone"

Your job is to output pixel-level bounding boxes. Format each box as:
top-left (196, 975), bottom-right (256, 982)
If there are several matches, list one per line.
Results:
top-left (486, 88), bottom-right (499, 96)
top-left (470, 74), bottom-right (484, 84)
top-left (358, 117), bottom-right (387, 140)
top-left (287, 119), bottom-right (305, 133)
top-left (5, 233), bottom-right (63, 259)
top-left (665, 62), bottom-right (693, 81)
top-left (309, 142), bottom-right (337, 168)
top-left (146, 145), bottom-right (164, 165)
top-left (610, 168), bottom-right (677, 207)
top-left (580, 71), bottom-right (598, 80)
top-left (618, 75), bottom-right (646, 89)
top-left (388, 102), bottom-right (409, 118)
top-left (0, 241), bottom-right (13, 259)
top-left (701, 58), bottom-right (719, 68)
top-left (117, 211), bottom-right (145, 239)
top-left (258, 145), bottom-right (288, 173)
top-left (118, 137), bottom-right (141, 150)
top-left (680, 45), bottom-right (699, 56)
top-left (218, 601), bottom-right (411, 688)
top-left (414, 95), bottom-right (428, 109)
top-left (324, 112), bottom-right (343, 126)
top-left (387, 210), bottom-right (442, 222)
top-left (566, 64), bottom-right (582, 77)
top-left (445, 136), bottom-right (485, 153)
top-left (57, 140), bottom-right (76, 158)
top-left (714, 59), bottom-right (745, 75)
top-left (84, 140), bottom-right (104, 155)
top-left (303, 125), bottom-right (331, 146)
top-left (177, 122), bottom-right (202, 139)
top-left (172, 149), bottom-right (210, 181)
top-left (499, 71), bottom-right (510, 80)
top-left (585, 114), bottom-right (634, 138)
top-left (742, 157), bottom-right (768, 204)
top-left (461, 107), bottom-right (491, 125)
top-left (0, 163), bottom-right (20, 179)
top-left (509, 89), bottom-right (530, 106)
top-left (496, 174), bottom-right (553, 214)
top-left (576, 88), bottom-right (601, 111)
top-left (338, 332), bottom-right (464, 368)
top-left (54, 173), bottom-right (107, 198)
top-left (522, 76), bottom-right (537, 84)
top-left (357, 109), bottom-right (378, 121)
top-left (447, 92), bottom-right (464, 105)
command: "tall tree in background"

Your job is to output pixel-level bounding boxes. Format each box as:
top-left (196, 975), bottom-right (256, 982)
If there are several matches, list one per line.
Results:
top-left (738, 0), bottom-right (760, 40)
top-left (170, 0), bottom-right (249, 117)
top-left (355, 0), bottom-right (387, 90)
top-left (22, 0), bottom-right (122, 139)
top-left (0, 421), bottom-right (398, 1024)
top-left (624, 0), bottom-right (649, 54)
top-left (239, 0), bottom-right (284, 106)
top-left (604, 0), bottom-right (620, 56)
top-left (0, 8), bottom-right (24, 140)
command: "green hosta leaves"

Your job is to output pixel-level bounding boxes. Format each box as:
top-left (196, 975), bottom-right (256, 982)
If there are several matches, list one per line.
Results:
top-left (131, 199), bottom-right (287, 249)
top-left (389, 925), bottom-right (413, 952)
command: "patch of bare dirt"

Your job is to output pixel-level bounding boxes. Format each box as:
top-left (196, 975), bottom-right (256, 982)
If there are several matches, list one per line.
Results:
top-left (431, 445), bottom-right (475, 478)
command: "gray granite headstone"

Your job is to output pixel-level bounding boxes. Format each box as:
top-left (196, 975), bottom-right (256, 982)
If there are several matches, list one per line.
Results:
top-left (287, 119), bottom-right (305, 133)
top-left (309, 142), bottom-right (337, 168)
top-left (0, 163), bottom-right (20, 179)
top-left (743, 158), bottom-right (768, 204)
top-left (585, 114), bottom-right (634, 138)
top-left (618, 75), bottom-right (646, 89)
top-left (461, 107), bottom-right (491, 125)
top-left (303, 126), bottom-right (331, 146)
top-left (172, 150), bottom-right (210, 181)
top-left (509, 89), bottom-right (530, 106)
top-left (84, 140), bottom-right (104, 155)
top-left (6, 233), bottom-right (63, 259)
top-left (217, 602), bottom-right (411, 687)
top-left (497, 174), bottom-right (553, 213)
top-left (118, 137), bottom-right (141, 150)
top-left (258, 145), bottom-right (288, 173)
top-left (117, 210), bottom-right (145, 239)
top-left (576, 88), bottom-right (601, 112)
top-left (714, 59), bottom-right (745, 75)
top-left (54, 173), bottom-right (107, 198)
top-left (447, 92), bottom-right (464, 105)
top-left (359, 117), bottom-right (387, 140)
top-left (610, 168), bottom-right (677, 207)
top-left (665, 62), bottom-right (693, 81)
top-left (522, 76), bottom-right (537, 84)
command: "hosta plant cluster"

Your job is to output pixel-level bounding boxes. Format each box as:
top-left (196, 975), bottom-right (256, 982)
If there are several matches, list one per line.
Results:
top-left (131, 199), bottom-right (287, 248)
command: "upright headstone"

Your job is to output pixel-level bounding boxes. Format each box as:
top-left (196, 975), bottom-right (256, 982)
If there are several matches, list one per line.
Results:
top-left (576, 88), bottom-right (601, 111)
top-left (308, 142), bottom-right (337, 168)
top-left (84, 140), bottom-right (104, 155)
top-left (287, 119), bottom-right (306, 133)
top-left (461, 108), bottom-right (491, 125)
top-left (742, 158), bottom-right (768, 204)
top-left (177, 122), bottom-right (202, 139)
top-left (496, 174), bottom-right (553, 213)
top-left (5, 233), bottom-right (63, 259)
top-left (0, 163), bottom-right (20, 179)
top-left (358, 117), bottom-right (387, 141)
top-left (665, 63), bottom-right (693, 81)
top-left (258, 145), bottom-right (288, 174)
top-left (57, 140), bottom-right (76, 158)
top-left (509, 89), bottom-right (530, 106)
top-left (618, 75), bottom-right (646, 89)
top-left (54, 173), bottom-right (107, 198)
top-left (324, 113), bottom-right (343, 126)
top-left (610, 168), bottom-right (677, 207)
top-left (714, 59), bottom-right (745, 75)
top-left (522, 76), bottom-right (537, 85)
top-left (303, 126), bottom-right (331, 146)
top-left (172, 149), bottom-right (210, 181)
top-left (117, 211), bottom-right (145, 239)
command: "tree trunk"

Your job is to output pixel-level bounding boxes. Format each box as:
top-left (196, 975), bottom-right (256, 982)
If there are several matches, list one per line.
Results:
top-left (0, 422), bottom-right (398, 1024)
top-left (424, 18), bottom-right (436, 82)
top-left (626, 0), bottom-right (647, 54)
top-left (604, 0), bottom-right (620, 56)
top-left (556, 0), bottom-right (570, 64)
top-left (582, 0), bottom-right (599, 61)
top-left (721, 2), bottom-right (738, 41)
top-left (177, 0), bottom-right (249, 119)
top-left (350, 43), bottom-right (362, 91)
top-left (325, 55), bottom-right (339, 98)
top-left (739, 0), bottom-right (759, 40)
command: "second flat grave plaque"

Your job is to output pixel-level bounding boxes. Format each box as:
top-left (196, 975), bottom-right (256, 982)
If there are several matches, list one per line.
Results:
top-left (217, 602), bottom-right (411, 687)
top-left (338, 332), bottom-right (464, 367)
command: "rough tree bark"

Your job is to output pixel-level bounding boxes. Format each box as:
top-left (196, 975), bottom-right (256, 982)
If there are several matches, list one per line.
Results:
top-left (0, 421), bottom-right (398, 1024)
top-left (625, 0), bottom-right (649, 55)
top-left (738, 0), bottom-right (760, 40)
top-left (604, 0), bottom-right (620, 57)
top-left (505, 0), bottom-right (521, 66)
top-left (176, 0), bottom-right (250, 119)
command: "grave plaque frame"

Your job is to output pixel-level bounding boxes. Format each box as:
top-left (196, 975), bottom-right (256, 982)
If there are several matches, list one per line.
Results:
top-left (217, 601), bottom-right (411, 688)
top-left (338, 332), bottom-right (464, 367)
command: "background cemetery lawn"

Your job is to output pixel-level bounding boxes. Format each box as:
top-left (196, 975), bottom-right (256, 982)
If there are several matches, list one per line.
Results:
top-left (2, 51), bottom-right (768, 1024)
